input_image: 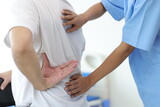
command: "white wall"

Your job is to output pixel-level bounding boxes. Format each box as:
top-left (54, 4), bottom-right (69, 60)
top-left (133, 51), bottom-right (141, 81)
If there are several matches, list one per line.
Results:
top-left (69, 0), bottom-right (143, 107)
top-left (0, 1), bottom-right (13, 73)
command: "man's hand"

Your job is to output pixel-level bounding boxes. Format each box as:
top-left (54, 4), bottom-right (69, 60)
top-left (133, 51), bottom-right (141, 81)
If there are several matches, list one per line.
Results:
top-left (64, 74), bottom-right (91, 97)
top-left (0, 70), bottom-right (12, 90)
top-left (41, 53), bottom-right (78, 88)
top-left (61, 9), bottom-right (87, 32)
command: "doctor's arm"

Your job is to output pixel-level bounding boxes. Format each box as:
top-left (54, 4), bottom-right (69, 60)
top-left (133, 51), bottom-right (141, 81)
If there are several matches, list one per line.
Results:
top-left (65, 42), bottom-right (135, 97)
top-left (62, 2), bottom-right (106, 32)
top-left (10, 27), bottom-right (78, 91)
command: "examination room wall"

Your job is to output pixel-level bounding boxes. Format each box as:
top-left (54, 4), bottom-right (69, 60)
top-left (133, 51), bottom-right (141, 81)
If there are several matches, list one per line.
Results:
top-left (0, 1), bottom-right (14, 73)
top-left (0, 19), bottom-right (13, 72)
top-left (0, 0), bottom-right (143, 107)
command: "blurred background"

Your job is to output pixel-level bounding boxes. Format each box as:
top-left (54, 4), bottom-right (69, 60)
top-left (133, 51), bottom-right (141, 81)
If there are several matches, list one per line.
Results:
top-left (0, 0), bottom-right (143, 107)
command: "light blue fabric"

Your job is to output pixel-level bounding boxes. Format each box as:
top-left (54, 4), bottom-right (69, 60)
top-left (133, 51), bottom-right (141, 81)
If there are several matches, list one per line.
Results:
top-left (101, 0), bottom-right (124, 21)
top-left (101, 0), bottom-right (160, 107)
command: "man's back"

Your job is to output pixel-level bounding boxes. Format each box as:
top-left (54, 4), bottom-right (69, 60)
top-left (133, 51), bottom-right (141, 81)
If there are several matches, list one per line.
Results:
top-left (4, 0), bottom-right (88, 106)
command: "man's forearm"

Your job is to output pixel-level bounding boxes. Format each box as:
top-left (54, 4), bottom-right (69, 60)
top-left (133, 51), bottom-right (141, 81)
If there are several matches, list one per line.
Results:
top-left (12, 47), bottom-right (47, 90)
top-left (83, 2), bottom-right (106, 22)
top-left (88, 42), bottom-right (135, 86)
top-left (10, 27), bottom-right (47, 90)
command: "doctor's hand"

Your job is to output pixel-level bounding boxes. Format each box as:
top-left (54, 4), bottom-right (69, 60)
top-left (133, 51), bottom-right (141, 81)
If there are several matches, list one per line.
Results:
top-left (64, 74), bottom-right (91, 97)
top-left (41, 53), bottom-right (78, 88)
top-left (0, 70), bottom-right (12, 90)
top-left (61, 9), bottom-right (87, 32)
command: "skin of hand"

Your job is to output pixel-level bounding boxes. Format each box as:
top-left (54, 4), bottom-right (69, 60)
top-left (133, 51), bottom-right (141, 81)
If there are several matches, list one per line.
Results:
top-left (41, 53), bottom-right (78, 88)
top-left (65, 74), bottom-right (90, 97)
top-left (62, 9), bottom-right (87, 32)
top-left (61, 2), bottom-right (106, 32)
top-left (0, 70), bottom-right (12, 90)
top-left (65, 42), bottom-right (135, 97)
top-left (0, 53), bottom-right (78, 91)
top-left (10, 26), bottom-right (78, 90)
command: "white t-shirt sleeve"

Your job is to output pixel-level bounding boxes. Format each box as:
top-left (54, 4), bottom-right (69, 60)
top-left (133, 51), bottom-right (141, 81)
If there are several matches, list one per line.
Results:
top-left (4, 0), bottom-right (39, 47)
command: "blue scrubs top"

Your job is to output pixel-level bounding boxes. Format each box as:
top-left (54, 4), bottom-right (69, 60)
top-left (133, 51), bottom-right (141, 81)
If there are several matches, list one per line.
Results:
top-left (101, 0), bottom-right (160, 106)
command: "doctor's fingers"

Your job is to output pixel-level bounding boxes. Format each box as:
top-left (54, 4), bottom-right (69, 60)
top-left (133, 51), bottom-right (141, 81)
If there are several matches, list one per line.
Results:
top-left (65, 78), bottom-right (79, 86)
top-left (63, 19), bottom-right (76, 26)
top-left (70, 75), bottom-right (81, 81)
top-left (42, 53), bottom-right (50, 67)
top-left (71, 91), bottom-right (83, 97)
top-left (61, 14), bottom-right (76, 21)
top-left (65, 83), bottom-right (79, 92)
top-left (67, 88), bottom-right (81, 96)
top-left (66, 26), bottom-right (81, 33)
top-left (62, 9), bottom-right (76, 15)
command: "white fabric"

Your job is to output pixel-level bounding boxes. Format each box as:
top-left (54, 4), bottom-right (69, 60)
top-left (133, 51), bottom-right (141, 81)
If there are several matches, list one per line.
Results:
top-left (4, 0), bottom-right (88, 106)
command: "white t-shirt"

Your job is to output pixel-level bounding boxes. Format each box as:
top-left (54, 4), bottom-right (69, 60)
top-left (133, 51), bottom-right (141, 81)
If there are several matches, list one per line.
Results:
top-left (4, 0), bottom-right (88, 106)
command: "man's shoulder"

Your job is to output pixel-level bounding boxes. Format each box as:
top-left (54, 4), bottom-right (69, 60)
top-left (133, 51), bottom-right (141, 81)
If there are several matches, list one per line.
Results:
top-left (9, 0), bottom-right (38, 12)
top-left (10, 0), bottom-right (36, 6)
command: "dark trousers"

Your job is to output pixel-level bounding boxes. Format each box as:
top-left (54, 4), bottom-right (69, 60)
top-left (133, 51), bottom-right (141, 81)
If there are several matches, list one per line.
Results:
top-left (0, 78), bottom-right (15, 107)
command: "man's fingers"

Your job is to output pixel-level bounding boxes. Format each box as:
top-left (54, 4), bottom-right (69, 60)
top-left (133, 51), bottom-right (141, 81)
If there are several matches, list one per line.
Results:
top-left (61, 62), bottom-right (78, 78)
top-left (0, 75), bottom-right (3, 79)
top-left (0, 80), bottom-right (8, 90)
top-left (67, 61), bottom-right (78, 69)
top-left (59, 61), bottom-right (78, 78)
top-left (0, 77), bottom-right (4, 85)
top-left (63, 63), bottom-right (78, 75)
top-left (60, 60), bottom-right (78, 69)
top-left (42, 53), bottom-right (50, 67)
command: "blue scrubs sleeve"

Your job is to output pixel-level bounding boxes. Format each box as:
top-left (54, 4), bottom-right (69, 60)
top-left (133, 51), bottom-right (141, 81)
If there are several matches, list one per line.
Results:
top-left (101, 0), bottom-right (124, 21)
top-left (122, 0), bottom-right (160, 51)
